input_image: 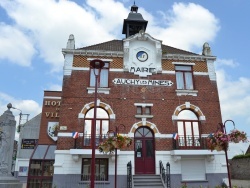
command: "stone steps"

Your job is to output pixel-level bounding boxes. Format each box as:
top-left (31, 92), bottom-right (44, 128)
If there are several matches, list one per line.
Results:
top-left (133, 175), bottom-right (164, 188)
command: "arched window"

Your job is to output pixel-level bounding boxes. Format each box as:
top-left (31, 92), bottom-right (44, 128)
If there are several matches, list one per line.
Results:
top-left (83, 107), bottom-right (109, 146)
top-left (177, 110), bottom-right (200, 148)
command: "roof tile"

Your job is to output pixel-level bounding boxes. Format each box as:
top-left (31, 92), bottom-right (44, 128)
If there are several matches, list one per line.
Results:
top-left (78, 39), bottom-right (198, 55)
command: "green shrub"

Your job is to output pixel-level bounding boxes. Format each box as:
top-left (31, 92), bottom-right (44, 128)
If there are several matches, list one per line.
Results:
top-left (232, 153), bottom-right (250, 159)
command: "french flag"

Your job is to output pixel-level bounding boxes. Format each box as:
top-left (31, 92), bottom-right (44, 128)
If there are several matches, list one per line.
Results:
top-left (72, 132), bottom-right (79, 139)
top-left (173, 133), bottom-right (178, 140)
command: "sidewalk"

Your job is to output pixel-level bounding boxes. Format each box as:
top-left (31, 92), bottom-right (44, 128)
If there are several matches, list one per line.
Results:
top-left (231, 179), bottom-right (250, 188)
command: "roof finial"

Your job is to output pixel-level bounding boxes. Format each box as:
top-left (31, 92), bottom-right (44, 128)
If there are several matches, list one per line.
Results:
top-left (131, 1), bottom-right (138, 13)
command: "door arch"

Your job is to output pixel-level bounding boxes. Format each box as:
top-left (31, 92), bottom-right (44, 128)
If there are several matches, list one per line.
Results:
top-left (134, 127), bottom-right (155, 174)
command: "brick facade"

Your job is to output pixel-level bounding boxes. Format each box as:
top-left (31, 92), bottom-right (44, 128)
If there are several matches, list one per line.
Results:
top-left (38, 57), bottom-right (222, 149)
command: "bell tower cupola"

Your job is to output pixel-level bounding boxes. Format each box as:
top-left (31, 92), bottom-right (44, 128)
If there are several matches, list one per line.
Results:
top-left (122, 2), bottom-right (148, 38)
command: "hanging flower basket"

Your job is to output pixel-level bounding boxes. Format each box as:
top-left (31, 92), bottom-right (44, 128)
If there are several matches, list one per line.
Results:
top-left (207, 131), bottom-right (229, 151)
top-left (98, 134), bottom-right (132, 154)
top-left (228, 129), bottom-right (248, 143)
top-left (207, 129), bottom-right (248, 151)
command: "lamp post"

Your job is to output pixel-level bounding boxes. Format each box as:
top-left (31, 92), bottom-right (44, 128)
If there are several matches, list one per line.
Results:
top-left (89, 59), bottom-right (105, 188)
top-left (218, 120), bottom-right (235, 188)
top-left (11, 105), bottom-right (29, 133)
top-left (108, 124), bottom-right (125, 188)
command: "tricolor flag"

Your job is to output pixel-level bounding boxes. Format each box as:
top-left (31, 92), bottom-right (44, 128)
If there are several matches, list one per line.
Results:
top-left (72, 132), bottom-right (79, 139)
top-left (173, 133), bottom-right (178, 140)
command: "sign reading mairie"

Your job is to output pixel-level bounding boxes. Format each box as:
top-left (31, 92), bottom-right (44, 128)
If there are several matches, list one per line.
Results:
top-left (113, 78), bottom-right (173, 86)
top-left (129, 66), bottom-right (156, 77)
top-left (123, 32), bottom-right (162, 77)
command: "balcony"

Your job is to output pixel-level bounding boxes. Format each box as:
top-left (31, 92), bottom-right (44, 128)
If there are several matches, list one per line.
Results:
top-left (171, 136), bottom-right (214, 159)
top-left (83, 134), bottom-right (108, 147)
top-left (173, 135), bottom-right (208, 150)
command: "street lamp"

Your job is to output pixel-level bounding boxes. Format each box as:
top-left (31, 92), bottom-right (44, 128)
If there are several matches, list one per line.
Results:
top-left (218, 120), bottom-right (235, 188)
top-left (89, 59), bottom-right (105, 188)
top-left (108, 124), bottom-right (125, 188)
top-left (11, 105), bottom-right (29, 133)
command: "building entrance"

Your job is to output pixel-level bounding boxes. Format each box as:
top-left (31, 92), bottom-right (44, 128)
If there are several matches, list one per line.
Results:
top-left (134, 127), bottom-right (155, 174)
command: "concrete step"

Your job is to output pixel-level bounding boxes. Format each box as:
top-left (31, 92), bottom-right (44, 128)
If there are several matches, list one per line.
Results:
top-left (133, 175), bottom-right (164, 188)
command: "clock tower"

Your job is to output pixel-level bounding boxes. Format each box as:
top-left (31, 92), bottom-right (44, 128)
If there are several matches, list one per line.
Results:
top-left (122, 3), bottom-right (148, 38)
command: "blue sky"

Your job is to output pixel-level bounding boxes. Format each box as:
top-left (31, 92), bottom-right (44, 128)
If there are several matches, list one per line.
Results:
top-left (0, 0), bottom-right (249, 155)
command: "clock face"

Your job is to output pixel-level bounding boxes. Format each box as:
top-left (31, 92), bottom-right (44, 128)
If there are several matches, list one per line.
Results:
top-left (136, 51), bottom-right (148, 62)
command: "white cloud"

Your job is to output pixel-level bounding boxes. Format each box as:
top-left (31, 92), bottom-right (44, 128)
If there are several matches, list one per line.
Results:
top-left (216, 66), bottom-right (250, 136)
top-left (216, 58), bottom-right (239, 68)
top-left (86, 0), bottom-right (128, 36)
top-left (0, 92), bottom-right (42, 124)
top-left (148, 3), bottom-right (220, 52)
top-left (47, 84), bottom-right (62, 91)
top-left (0, 0), bottom-right (220, 71)
top-left (228, 143), bottom-right (250, 159)
top-left (0, 23), bottom-right (36, 66)
top-left (0, 0), bottom-right (121, 71)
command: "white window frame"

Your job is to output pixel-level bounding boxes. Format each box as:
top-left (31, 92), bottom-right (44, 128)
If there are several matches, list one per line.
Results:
top-left (172, 62), bottom-right (198, 96)
top-left (87, 58), bottom-right (112, 94)
top-left (134, 103), bottom-right (153, 119)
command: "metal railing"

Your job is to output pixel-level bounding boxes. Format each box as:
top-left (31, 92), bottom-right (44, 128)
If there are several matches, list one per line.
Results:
top-left (79, 174), bottom-right (106, 188)
top-left (159, 160), bottom-right (166, 184)
top-left (83, 134), bottom-right (109, 146)
top-left (166, 162), bottom-right (170, 188)
top-left (127, 161), bottom-right (132, 188)
top-left (173, 136), bottom-right (208, 149)
top-left (159, 161), bottom-right (171, 188)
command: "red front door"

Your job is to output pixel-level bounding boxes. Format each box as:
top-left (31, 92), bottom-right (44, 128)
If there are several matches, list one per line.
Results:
top-left (135, 127), bottom-right (155, 174)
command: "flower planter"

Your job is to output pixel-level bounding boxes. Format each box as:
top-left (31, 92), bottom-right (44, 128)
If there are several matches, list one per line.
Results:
top-left (207, 129), bottom-right (248, 151)
top-left (98, 135), bottom-right (132, 154)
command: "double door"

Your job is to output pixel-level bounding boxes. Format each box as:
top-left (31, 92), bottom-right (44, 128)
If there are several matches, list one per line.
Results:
top-left (134, 127), bottom-right (155, 174)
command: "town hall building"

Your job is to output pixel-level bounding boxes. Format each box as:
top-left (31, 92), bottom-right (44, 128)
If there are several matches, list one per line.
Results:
top-left (15, 3), bottom-right (228, 188)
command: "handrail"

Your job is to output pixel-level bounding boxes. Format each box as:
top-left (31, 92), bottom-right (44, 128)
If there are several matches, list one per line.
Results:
top-left (127, 161), bottom-right (133, 188)
top-left (159, 161), bottom-right (171, 188)
top-left (159, 160), bottom-right (166, 184)
top-left (166, 162), bottom-right (171, 188)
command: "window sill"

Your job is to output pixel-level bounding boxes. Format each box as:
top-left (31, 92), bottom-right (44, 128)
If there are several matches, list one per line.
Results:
top-left (135, 115), bottom-right (154, 119)
top-left (87, 87), bottom-right (110, 94)
top-left (175, 89), bottom-right (198, 96)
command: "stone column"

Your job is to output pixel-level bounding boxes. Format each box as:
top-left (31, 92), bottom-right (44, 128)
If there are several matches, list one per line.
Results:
top-left (0, 103), bottom-right (22, 188)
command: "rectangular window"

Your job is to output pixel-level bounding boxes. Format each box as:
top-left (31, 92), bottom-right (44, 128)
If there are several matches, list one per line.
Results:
top-left (177, 120), bottom-right (200, 148)
top-left (82, 158), bottom-right (108, 181)
top-left (28, 160), bottom-right (54, 187)
top-left (175, 65), bottom-right (194, 90)
top-left (90, 62), bottom-right (109, 88)
top-left (136, 106), bottom-right (142, 115)
top-left (145, 106), bottom-right (151, 115)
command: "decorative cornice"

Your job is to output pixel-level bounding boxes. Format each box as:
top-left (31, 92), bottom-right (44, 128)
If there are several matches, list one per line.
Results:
top-left (62, 50), bottom-right (216, 61)
top-left (62, 49), bottom-right (123, 57)
top-left (163, 54), bottom-right (216, 61)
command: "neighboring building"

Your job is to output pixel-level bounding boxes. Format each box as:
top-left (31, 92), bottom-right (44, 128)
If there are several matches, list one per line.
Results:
top-left (26, 3), bottom-right (228, 188)
top-left (14, 113), bottom-right (41, 185)
top-left (246, 145), bottom-right (250, 154)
